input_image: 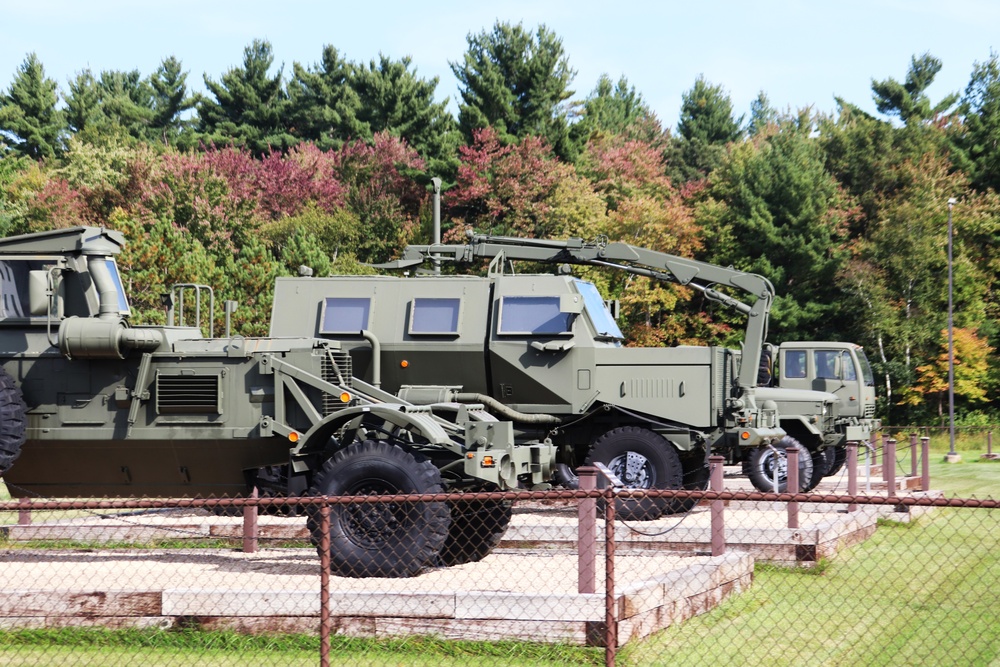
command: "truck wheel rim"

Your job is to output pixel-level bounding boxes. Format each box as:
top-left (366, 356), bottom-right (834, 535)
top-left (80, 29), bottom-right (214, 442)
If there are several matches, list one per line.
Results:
top-left (342, 481), bottom-right (405, 548)
top-left (608, 451), bottom-right (653, 488)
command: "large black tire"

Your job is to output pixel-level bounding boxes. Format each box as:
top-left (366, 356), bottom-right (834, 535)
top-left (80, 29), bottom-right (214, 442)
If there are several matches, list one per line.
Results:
top-left (0, 369), bottom-right (26, 474)
top-left (826, 445), bottom-right (848, 477)
top-left (804, 447), bottom-right (839, 491)
top-left (585, 426), bottom-right (684, 521)
top-left (438, 492), bottom-right (513, 566)
top-left (746, 437), bottom-right (814, 493)
top-left (664, 450), bottom-right (711, 515)
top-left (306, 440), bottom-right (450, 578)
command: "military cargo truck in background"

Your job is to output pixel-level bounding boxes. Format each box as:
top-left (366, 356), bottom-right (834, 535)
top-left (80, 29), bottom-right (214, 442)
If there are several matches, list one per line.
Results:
top-left (750, 341), bottom-right (879, 488)
top-left (0, 227), bottom-right (567, 577)
top-left (271, 233), bottom-right (791, 516)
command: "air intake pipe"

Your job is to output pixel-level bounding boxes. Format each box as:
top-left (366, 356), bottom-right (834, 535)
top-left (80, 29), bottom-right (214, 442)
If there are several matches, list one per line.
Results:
top-left (58, 317), bottom-right (163, 360)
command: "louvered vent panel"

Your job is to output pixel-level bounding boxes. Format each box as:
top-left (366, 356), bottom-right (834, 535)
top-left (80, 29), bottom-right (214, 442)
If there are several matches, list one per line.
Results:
top-left (321, 350), bottom-right (353, 416)
top-left (156, 374), bottom-right (220, 414)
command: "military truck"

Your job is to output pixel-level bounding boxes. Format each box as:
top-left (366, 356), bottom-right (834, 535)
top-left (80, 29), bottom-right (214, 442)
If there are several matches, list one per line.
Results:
top-left (0, 226), bottom-right (566, 577)
top-left (271, 233), bottom-right (795, 517)
top-left (751, 341), bottom-right (879, 487)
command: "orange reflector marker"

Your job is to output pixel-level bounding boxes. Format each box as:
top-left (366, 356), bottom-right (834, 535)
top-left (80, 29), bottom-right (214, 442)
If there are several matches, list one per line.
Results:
top-left (340, 392), bottom-right (351, 403)
top-left (482, 456), bottom-right (494, 467)
top-left (288, 432), bottom-right (299, 443)
top-left (466, 452), bottom-right (474, 459)
top-left (741, 431), bottom-right (751, 440)
top-left (400, 360), bottom-right (409, 368)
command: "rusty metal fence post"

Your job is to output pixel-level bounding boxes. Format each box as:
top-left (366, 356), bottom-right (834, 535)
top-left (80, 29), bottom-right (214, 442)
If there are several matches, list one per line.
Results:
top-left (786, 447), bottom-right (799, 529)
top-left (319, 501), bottom-right (331, 667)
top-left (886, 439), bottom-right (897, 498)
top-left (603, 486), bottom-right (617, 666)
top-left (709, 455), bottom-right (725, 556)
top-left (17, 497), bottom-right (31, 526)
top-left (242, 487), bottom-right (258, 554)
top-left (847, 442), bottom-right (858, 513)
top-left (921, 436), bottom-right (931, 491)
top-left (578, 467), bottom-right (597, 595)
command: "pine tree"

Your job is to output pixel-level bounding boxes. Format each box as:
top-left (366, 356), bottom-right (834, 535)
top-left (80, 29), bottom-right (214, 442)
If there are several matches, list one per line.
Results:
top-left (350, 54), bottom-right (459, 179)
top-left (450, 21), bottom-right (576, 160)
top-left (0, 53), bottom-right (65, 159)
top-left (148, 56), bottom-right (197, 147)
top-left (871, 52), bottom-right (958, 124)
top-left (670, 75), bottom-right (743, 183)
top-left (956, 51), bottom-right (1000, 193)
top-left (571, 74), bottom-right (662, 144)
top-left (197, 39), bottom-right (295, 156)
top-left (65, 69), bottom-right (102, 134)
top-left (287, 45), bottom-right (364, 150)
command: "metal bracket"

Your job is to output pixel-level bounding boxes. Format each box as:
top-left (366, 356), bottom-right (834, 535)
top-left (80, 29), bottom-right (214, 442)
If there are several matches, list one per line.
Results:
top-left (593, 461), bottom-right (624, 488)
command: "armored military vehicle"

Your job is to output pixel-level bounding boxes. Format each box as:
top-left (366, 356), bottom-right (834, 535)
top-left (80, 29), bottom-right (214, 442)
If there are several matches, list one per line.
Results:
top-left (0, 226), bottom-right (564, 577)
top-left (271, 234), bottom-right (793, 517)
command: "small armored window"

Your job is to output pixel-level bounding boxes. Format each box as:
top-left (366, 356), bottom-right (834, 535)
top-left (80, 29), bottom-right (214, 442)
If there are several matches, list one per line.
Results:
top-left (409, 297), bottom-right (461, 335)
top-left (784, 350), bottom-right (807, 379)
top-left (321, 297), bottom-right (371, 334)
top-left (0, 261), bottom-right (29, 318)
top-left (498, 296), bottom-right (572, 335)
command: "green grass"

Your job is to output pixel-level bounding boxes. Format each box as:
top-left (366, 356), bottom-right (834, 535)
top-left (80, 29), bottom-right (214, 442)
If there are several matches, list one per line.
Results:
top-left (0, 628), bottom-right (602, 667)
top-left (618, 439), bottom-right (1000, 667)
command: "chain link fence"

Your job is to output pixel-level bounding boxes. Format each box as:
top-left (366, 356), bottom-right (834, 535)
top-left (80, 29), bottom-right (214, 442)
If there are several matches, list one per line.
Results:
top-left (1, 440), bottom-right (997, 667)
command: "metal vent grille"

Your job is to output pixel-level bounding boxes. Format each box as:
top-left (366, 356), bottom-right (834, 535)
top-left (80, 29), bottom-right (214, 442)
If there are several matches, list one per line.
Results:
top-left (864, 404), bottom-right (876, 419)
top-left (156, 374), bottom-right (220, 414)
top-left (321, 350), bottom-right (353, 416)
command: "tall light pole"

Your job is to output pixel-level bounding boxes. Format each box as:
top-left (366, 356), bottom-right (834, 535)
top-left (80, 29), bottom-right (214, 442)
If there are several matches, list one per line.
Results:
top-left (947, 197), bottom-right (957, 459)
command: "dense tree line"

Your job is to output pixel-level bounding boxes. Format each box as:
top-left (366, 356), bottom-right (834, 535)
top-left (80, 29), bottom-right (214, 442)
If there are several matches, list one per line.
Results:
top-left (2, 23), bottom-right (1000, 425)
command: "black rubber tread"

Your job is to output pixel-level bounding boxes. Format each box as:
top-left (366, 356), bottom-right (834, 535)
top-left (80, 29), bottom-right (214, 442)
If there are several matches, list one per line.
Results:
top-left (804, 448), bottom-right (836, 491)
top-left (306, 440), bottom-right (450, 578)
top-left (746, 437), bottom-right (814, 493)
top-left (438, 492), bottom-right (513, 566)
top-left (663, 450), bottom-right (711, 516)
top-left (585, 426), bottom-right (684, 521)
top-left (826, 445), bottom-right (848, 477)
top-left (0, 368), bottom-right (27, 474)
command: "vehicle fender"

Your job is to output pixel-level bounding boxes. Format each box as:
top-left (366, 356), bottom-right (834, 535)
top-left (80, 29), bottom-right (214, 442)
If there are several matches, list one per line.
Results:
top-left (290, 404), bottom-right (456, 459)
top-left (778, 415), bottom-right (824, 442)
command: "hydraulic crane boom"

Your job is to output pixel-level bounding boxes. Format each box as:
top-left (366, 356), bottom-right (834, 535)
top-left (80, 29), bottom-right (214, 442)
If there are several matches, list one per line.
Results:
top-left (381, 234), bottom-right (775, 391)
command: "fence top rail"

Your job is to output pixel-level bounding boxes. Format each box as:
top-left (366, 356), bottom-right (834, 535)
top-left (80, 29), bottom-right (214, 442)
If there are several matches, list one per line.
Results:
top-left (0, 489), bottom-right (996, 512)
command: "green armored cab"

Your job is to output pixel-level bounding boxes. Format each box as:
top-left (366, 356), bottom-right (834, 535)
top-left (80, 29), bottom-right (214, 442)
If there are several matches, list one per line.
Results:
top-left (272, 234), bottom-right (795, 518)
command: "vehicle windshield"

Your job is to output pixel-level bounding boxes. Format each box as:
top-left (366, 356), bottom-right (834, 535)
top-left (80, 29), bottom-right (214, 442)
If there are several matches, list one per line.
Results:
top-left (574, 280), bottom-right (624, 343)
top-left (856, 347), bottom-right (875, 386)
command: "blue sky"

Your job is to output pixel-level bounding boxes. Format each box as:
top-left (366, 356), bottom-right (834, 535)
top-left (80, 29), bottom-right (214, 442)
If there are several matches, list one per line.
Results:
top-left (2, 0), bottom-right (998, 129)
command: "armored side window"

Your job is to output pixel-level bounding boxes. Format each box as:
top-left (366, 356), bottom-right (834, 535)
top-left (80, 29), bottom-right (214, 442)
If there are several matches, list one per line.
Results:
top-left (0, 261), bottom-right (29, 318)
top-left (498, 296), bottom-right (573, 335)
top-left (409, 297), bottom-right (461, 335)
top-left (783, 350), bottom-right (807, 379)
top-left (321, 297), bottom-right (371, 334)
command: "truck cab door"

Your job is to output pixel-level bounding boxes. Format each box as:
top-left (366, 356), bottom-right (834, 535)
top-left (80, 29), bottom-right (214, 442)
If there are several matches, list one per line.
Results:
top-left (488, 276), bottom-right (595, 414)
